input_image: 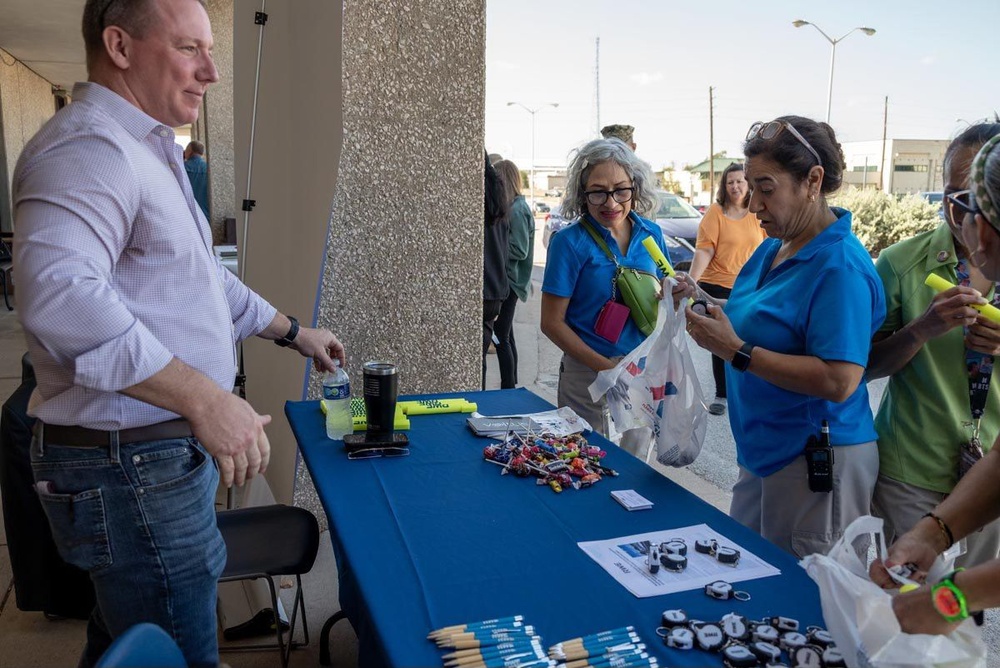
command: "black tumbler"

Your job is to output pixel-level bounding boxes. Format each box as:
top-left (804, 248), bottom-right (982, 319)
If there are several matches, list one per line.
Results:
top-left (363, 361), bottom-right (398, 438)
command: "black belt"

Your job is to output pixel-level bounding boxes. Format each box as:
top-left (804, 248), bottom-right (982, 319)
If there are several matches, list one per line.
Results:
top-left (34, 419), bottom-right (194, 448)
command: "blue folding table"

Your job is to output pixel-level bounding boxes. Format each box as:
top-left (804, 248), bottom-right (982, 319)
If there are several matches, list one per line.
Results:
top-left (286, 388), bottom-right (826, 667)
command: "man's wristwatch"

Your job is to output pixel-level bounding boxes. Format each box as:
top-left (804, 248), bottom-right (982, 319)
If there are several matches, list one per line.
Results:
top-left (731, 342), bottom-right (754, 372)
top-left (275, 316), bottom-right (300, 347)
top-left (931, 569), bottom-right (969, 622)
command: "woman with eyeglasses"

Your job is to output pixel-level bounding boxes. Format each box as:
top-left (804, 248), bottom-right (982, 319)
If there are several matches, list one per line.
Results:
top-left (541, 138), bottom-right (692, 457)
top-left (688, 162), bottom-right (767, 417)
top-left (871, 134), bottom-right (1000, 634)
top-left (685, 116), bottom-right (886, 557)
top-left (866, 123), bottom-right (1000, 576)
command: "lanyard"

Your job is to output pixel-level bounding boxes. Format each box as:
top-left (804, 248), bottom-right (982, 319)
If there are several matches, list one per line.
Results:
top-left (955, 258), bottom-right (1000, 437)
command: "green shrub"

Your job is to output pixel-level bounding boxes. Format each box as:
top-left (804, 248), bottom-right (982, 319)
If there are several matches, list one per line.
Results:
top-left (831, 187), bottom-right (941, 256)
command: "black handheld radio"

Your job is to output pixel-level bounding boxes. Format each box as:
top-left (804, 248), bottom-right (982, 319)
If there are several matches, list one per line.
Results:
top-left (805, 419), bottom-right (834, 493)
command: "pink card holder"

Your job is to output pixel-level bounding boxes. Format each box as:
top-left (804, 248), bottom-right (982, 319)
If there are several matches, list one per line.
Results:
top-left (594, 300), bottom-right (630, 344)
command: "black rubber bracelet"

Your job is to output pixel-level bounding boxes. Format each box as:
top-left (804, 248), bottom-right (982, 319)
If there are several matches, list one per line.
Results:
top-left (924, 512), bottom-right (955, 548)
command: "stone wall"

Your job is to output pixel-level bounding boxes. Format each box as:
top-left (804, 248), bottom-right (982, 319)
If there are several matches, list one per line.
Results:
top-left (204, 0), bottom-right (236, 243)
top-left (0, 49), bottom-right (56, 232)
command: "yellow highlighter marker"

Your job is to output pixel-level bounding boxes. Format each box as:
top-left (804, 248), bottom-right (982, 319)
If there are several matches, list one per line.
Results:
top-left (924, 273), bottom-right (1000, 324)
top-left (641, 237), bottom-right (675, 277)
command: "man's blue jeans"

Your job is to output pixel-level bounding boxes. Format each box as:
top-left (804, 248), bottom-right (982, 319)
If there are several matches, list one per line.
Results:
top-left (30, 435), bottom-right (226, 667)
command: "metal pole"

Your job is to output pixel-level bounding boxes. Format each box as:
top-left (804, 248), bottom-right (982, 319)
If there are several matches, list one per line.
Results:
top-left (708, 86), bottom-right (715, 201)
top-left (529, 109), bottom-right (536, 211)
top-left (239, 0), bottom-right (268, 284)
top-left (880, 96), bottom-right (888, 192)
top-left (826, 41), bottom-right (836, 123)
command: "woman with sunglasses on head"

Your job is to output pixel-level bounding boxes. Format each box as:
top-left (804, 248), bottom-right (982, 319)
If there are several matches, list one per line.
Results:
top-left (871, 134), bottom-right (1000, 634)
top-left (866, 123), bottom-right (1000, 576)
top-left (541, 138), bottom-right (694, 457)
top-left (685, 116), bottom-right (886, 557)
top-left (688, 162), bottom-right (767, 416)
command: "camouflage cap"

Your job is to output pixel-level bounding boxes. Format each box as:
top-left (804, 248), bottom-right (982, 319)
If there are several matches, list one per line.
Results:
top-left (600, 124), bottom-right (635, 144)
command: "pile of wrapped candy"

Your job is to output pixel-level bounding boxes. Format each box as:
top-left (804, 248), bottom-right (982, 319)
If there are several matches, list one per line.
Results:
top-left (482, 432), bottom-right (618, 493)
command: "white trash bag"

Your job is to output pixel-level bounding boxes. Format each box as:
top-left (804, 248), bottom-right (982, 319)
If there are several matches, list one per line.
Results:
top-left (588, 292), bottom-right (707, 466)
top-left (800, 515), bottom-right (985, 668)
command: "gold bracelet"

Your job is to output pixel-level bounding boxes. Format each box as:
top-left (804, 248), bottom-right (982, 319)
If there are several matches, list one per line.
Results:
top-left (924, 512), bottom-right (955, 549)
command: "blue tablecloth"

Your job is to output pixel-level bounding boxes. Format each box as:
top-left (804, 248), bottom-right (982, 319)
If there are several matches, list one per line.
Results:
top-left (286, 388), bottom-right (826, 667)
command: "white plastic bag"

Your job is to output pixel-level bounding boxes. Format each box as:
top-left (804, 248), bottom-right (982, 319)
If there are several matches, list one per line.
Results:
top-left (588, 293), bottom-right (707, 466)
top-left (800, 515), bottom-right (986, 668)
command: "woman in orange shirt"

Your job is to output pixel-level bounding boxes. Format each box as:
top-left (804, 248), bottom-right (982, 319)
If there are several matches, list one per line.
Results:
top-left (689, 162), bottom-right (767, 415)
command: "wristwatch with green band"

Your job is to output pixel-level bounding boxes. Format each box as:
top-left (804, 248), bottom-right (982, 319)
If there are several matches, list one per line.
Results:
top-left (931, 569), bottom-right (969, 622)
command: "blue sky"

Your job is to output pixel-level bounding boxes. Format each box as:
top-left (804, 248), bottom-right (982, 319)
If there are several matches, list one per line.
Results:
top-left (485, 0), bottom-right (999, 171)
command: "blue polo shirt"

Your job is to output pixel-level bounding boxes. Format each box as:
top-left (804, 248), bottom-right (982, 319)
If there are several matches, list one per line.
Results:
top-left (725, 208), bottom-right (886, 477)
top-left (543, 212), bottom-right (669, 358)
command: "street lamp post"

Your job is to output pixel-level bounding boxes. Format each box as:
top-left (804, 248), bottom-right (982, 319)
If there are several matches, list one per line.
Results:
top-left (506, 102), bottom-right (558, 210)
top-left (792, 20), bottom-right (876, 123)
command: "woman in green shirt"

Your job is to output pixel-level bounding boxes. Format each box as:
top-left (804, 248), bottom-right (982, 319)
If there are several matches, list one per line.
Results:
top-left (493, 159), bottom-right (535, 389)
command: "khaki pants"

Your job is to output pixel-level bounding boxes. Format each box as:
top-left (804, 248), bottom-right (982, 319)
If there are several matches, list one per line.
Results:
top-left (872, 474), bottom-right (1000, 569)
top-left (730, 442), bottom-right (878, 558)
top-left (557, 353), bottom-right (652, 459)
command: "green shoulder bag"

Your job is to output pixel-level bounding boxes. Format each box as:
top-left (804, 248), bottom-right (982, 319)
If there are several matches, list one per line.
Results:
top-left (580, 218), bottom-right (661, 336)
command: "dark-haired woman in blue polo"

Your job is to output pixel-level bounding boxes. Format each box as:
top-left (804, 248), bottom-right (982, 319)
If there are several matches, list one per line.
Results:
top-left (686, 116), bottom-right (886, 558)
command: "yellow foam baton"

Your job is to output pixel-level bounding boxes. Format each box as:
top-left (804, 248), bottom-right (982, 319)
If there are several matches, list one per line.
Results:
top-left (924, 273), bottom-right (1000, 324)
top-left (398, 399), bottom-right (478, 415)
top-left (899, 583), bottom-right (920, 594)
top-left (641, 237), bottom-right (675, 277)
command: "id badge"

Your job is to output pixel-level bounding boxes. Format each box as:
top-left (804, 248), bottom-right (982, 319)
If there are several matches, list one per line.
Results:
top-left (958, 438), bottom-right (984, 480)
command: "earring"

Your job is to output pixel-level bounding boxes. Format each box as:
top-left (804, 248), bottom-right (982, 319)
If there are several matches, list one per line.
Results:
top-left (972, 249), bottom-right (988, 266)
top-left (809, 193), bottom-right (817, 202)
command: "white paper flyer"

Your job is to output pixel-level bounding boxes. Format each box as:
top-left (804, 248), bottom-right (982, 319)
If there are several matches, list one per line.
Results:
top-left (578, 524), bottom-right (781, 598)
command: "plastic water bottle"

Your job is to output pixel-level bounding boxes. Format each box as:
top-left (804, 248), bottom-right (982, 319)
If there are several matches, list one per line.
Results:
top-left (323, 360), bottom-right (352, 440)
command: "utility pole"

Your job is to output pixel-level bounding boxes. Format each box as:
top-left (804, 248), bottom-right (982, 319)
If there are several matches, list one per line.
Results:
top-left (709, 86), bottom-right (715, 201)
top-left (879, 95), bottom-right (888, 193)
top-left (594, 37), bottom-right (601, 135)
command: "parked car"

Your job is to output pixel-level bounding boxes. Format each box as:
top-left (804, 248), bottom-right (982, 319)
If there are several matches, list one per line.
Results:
top-left (534, 201), bottom-right (551, 214)
top-left (542, 207), bottom-right (571, 248)
top-left (653, 192), bottom-right (702, 246)
top-left (544, 188), bottom-right (563, 197)
top-left (541, 202), bottom-right (695, 271)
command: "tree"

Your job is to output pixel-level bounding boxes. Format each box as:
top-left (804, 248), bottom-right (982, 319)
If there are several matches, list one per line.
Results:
top-left (831, 187), bottom-right (940, 256)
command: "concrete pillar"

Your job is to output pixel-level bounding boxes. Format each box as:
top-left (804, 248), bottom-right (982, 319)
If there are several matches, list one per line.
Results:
top-left (204, 0), bottom-right (237, 244)
top-left (0, 48), bottom-right (56, 233)
top-left (232, 0), bottom-right (485, 507)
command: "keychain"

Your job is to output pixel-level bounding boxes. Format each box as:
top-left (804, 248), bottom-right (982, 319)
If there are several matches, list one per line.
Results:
top-left (720, 612), bottom-right (750, 641)
top-left (769, 615), bottom-right (800, 632)
top-left (721, 643), bottom-right (758, 667)
top-left (690, 622), bottom-right (726, 652)
top-left (822, 646), bottom-right (846, 667)
top-left (791, 645), bottom-right (824, 667)
top-left (805, 626), bottom-right (833, 647)
top-left (646, 544), bottom-right (661, 574)
top-left (751, 623), bottom-right (779, 644)
top-left (660, 609), bottom-right (688, 628)
top-left (660, 539), bottom-right (687, 556)
top-left (660, 552), bottom-right (688, 572)
top-left (660, 626), bottom-right (694, 650)
top-left (779, 631), bottom-right (808, 652)
top-left (705, 580), bottom-right (751, 601)
top-left (695, 538), bottom-right (718, 556)
top-left (748, 641), bottom-right (782, 663)
top-left (716, 546), bottom-right (741, 567)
